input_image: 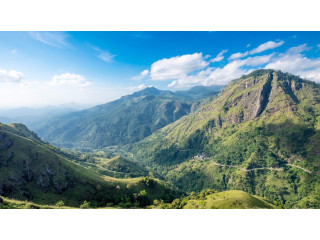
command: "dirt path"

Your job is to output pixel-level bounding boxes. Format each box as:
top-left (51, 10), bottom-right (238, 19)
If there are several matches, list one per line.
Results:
top-left (209, 160), bottom-right (283, 172)
top-left (208, 159), bottom-right (312, 174)
top-left (286, 164), bottom-right (312, 174)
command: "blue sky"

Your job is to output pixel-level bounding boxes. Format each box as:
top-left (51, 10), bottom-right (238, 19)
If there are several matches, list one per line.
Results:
top-left (0, 31), bottom-right (319, 108)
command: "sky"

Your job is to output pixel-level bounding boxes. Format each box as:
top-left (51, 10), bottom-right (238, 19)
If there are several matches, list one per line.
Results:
top-left (0, 31), bottom-right (319, 108)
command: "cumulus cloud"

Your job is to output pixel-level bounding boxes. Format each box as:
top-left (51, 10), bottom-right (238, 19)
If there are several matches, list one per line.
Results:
top-left (150, 53), bottom-right (209, 81)
top-left (229, 40), bottom-right (284, 60)
top-left (265, 45), bottom-right (320, 82)
top-left (131, 69), bottom-right (149, 81)
top-left (49, 73), bottom-right (90, 87)
top-left (211, 50), bottom-right (228, 63)
top-left (242, 54), bottom-right (275, 66)
top-left (29, 32), bottom-right (70, 48)
top-left (0, 69), bottom-right (24, 83)
top-left (167, 54), bottom-right (275, 88)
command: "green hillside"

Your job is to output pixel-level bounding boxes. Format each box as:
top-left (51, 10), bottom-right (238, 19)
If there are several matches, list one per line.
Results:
top-left (128, 70), bottom-right (320, 208)
top-left (68, 154), bottom-right (150, 178)
top-left (151, 190), bottom-right (277, 209)
top-left (35, 87), bottom-right (219, 150)
top-left (0, 123), bottom-right (179, 208)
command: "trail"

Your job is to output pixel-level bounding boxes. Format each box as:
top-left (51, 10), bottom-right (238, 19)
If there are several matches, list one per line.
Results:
top-left (209, 160), bottom-right (283, 172)
top-left (207, 159), bottom-right (313, 174)
top-left (286, 164), bottom-right (312, 174)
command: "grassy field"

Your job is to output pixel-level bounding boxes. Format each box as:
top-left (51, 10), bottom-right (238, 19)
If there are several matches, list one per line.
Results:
top-left (183, 190), bottom-right (277, 209)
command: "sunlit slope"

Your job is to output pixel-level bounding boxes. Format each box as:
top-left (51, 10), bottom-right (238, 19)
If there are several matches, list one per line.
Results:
top-left (129, 69), bottom-right (320, 208)
top-left (0, 123), bottom-right (179, 207)
top-left (35, 87), bottom-right (219, 149)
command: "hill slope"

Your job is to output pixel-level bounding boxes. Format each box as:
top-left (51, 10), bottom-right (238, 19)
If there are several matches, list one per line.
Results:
top-left (0, 123), bottom-right (179, 208)
top-left (151, 190), bottom-right (277, 209)
top-left (129, 69), bottom-right (320, 208)
top-left (35, 87), bottom-right (219, 149)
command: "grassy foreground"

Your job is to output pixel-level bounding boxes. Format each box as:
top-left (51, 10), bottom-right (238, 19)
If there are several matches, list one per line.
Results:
top-left (151, 190), bottom-right (278, 209)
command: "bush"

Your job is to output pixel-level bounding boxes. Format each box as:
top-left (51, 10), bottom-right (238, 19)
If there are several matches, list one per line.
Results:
top-left (55, 200), bottom-right (65, 207)
top-left (80, 201), bottom-right (91, 209)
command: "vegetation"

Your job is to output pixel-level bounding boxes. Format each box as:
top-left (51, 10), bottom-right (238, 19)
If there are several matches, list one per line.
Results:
top-left (150, 189), bottom-right (277, 209)
top-left (0, 123), bottom-right (180, 208)
top-left (127, 70), bottom-right (320, 208)
top-left (1, 69), bottom-right (320, 209)
top-left (35, 87), bottom-right (218, 150)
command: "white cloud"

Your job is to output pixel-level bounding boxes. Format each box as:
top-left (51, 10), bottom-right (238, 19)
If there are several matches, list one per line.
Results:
top-left (229, 40), bottom-right (284, 60)
top-left (49, 73), bottom-right (90, 87)
top-left (250, 40), bottom-right (284, 54)
top-left (0, 69), bottom-right (24, 83)
top-left (98, 51), bottom-right (116, 63)
top-left (229, 51), bottom-right (249, 60)
top-left (150, 53), bottom-right (209, 81)
top-left (29, 32), bottom-right (70, 48)
top-left (131, 69), bottom-right (149, 81)
top-left (91, 46), bottom-right (116, 63)
top-left (11, 49), bottom-right (18, 54)
top-left (287, 44), bottom-right (311, 54)
top-left (242, 54), bottom-right (275, 66)
top-left (246, 43), bottom-right (251, 48)
top-left (211, 50), bottom-right (228, 63)
top-left (265, 46), bottom-right (320, 82)
top-left (167, 54), bottom-right (275, 88)
top-left (141, 69), bottom-right (149, 76)
top-left (127, 84), bottom-right (148, 91)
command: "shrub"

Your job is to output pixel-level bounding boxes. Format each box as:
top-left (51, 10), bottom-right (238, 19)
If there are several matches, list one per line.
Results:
top-left (80, 201), bottom-right (91, 209)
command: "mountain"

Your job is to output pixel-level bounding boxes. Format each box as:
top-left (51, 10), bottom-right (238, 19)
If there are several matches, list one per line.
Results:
top-left (175, 85), bottom-right (224, 99)
top-left (35, 87), bottom-right (219, 150)
top-left (0, 103), bottom-right (86, 131)
top-left (0, 122), bottom-right (179, 208)
top-left (128, 69), bottom-right (320, 208)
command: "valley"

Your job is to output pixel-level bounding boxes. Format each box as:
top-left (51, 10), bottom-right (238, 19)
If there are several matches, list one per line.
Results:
top-left (1, 69), bottom-right (320, 209)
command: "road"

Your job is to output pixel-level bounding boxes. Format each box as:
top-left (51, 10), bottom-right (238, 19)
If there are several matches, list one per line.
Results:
top-left (206, 159), bottom-right (312, 174)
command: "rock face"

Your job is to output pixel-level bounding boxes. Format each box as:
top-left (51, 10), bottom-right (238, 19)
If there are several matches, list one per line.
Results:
top-left (189, 69), bottom-right (309, 129)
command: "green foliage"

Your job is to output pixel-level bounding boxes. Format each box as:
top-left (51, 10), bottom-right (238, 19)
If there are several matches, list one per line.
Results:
top-left (35, 87), bottom-right (218, 150)
top-left (55, 200), bottom-right (65, 207)
top-left (80, 200), bottom-right (91, 209)
top-left (0, 123), bottom-right (180, 208)
top-left (129, 70), bottom-right (320, 208)
top-left (150, 190), bottom-right (277, 209)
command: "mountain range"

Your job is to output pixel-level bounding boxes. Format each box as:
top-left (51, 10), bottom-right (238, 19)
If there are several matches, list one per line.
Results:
top-left (127, 69), bottom-right (320, 208)
top-left (1, 69), bottom-right (320, 208)
top-left (34, 86), bottom-right (221, 149)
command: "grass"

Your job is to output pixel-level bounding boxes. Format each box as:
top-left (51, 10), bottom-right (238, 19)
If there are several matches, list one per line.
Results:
top-left (183, 190), bottom-right (277, 209)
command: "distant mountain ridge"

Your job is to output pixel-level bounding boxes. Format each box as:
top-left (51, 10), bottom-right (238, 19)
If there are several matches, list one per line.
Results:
top-left (35, 86), bottom-right (221, 149)
top-left (0, 103), bottom-right (87, 131)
